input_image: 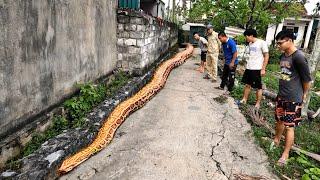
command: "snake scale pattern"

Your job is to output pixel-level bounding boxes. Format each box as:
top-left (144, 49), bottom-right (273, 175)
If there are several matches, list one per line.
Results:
top-left (58, 44), bottom-right (194, 174)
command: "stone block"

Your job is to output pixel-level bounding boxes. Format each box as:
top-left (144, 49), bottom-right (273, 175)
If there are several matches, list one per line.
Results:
top-left (130, 17), bottom-right (144, 24)
top-left (117, 53), bottom-right (123, 61)
top-left (117, 24), bottom-right (124, 31)
top-left (144, 31), bottom-right (150, 38)
top-left (136, 25), bottom-right (145, 31)
top-left (117, 46), bottom-right (128, 53)
top-left (136, 39), bottom-right (145, 47)
top-left (128, 46), bottom-right (141, 54)
top-left (124, 39), bottom-right (136, 46)
top-left (130, 31), bottom-right (144, 39)
top-left (117, 31), bottom-right (130, 38)
top-left (125, 24), bottom-right (136, 31)
top-left (117, 38), bottom-right (124, 46)
top-left (118, 15), bottom-right (130, 24)
top-left (149, 31), bottom-right (154, 37)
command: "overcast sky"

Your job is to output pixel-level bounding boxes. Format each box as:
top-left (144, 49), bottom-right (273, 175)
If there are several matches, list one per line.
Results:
top-left (162, 0), bottom-right (319, 15)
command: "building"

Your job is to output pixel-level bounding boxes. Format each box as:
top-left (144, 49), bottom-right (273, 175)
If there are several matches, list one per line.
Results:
top-left (118, 0), bottom-right (165, 18)
top-left (181, 23), bottom-right (206, 44)
top-left (266, 16), bottom-right (320, 49)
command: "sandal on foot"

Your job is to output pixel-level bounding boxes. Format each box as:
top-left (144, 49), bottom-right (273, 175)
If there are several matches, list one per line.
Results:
top-left (235, 100), bottom-right (244, 106)
top-left (277, 158), bottom-right (287, 167)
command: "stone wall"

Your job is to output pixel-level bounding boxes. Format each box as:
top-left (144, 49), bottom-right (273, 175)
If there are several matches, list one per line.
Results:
top-left (0, 1), bottom-right (117, 138)
top-left (116, 10), bottom-right (178, 74)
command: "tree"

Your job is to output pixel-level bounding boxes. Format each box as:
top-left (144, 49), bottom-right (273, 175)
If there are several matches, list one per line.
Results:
top-left (302, 27), bottom-right (320, 118)
top-left (301, 3), bottom-right (320, 117)
top-left (188, 0), bottom-right (306, 35)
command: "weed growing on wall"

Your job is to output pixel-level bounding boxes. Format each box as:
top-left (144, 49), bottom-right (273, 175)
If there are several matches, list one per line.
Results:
top-left (5, 72), bottom-right (130, 165)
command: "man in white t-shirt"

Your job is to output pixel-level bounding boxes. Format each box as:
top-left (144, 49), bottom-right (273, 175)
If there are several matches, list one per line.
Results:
top-left (239, 29), bottom-right (269, 109)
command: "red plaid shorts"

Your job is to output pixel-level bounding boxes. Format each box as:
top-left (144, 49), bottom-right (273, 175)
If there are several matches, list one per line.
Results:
top-left (275, 97), bottom-right (303, 127)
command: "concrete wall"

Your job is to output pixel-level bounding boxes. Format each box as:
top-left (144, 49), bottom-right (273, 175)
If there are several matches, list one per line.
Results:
top-left (0, 0), bottom-right (117, 137)
top-left (116, 10), bottom-right (178, 73)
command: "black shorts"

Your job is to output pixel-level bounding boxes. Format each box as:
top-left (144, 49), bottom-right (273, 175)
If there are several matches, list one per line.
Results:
top-left (201, 51), bottom-right (207, 62)
top-left (241, 69), bottom-right (262, 89)
top-left (275, 97), bottom-right (302, 127)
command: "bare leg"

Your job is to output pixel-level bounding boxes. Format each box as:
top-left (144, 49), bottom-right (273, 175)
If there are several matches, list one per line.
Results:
top-left (281, 127), bottom-right (294, 160)
top-left (241, 84), bottom-right (251, 104)
top-left (255, 89), bottom-right (263, 109)
top-left (274, 121), bottom-right (285, 145)
top-left (200, 61), bottom-right (205, 73)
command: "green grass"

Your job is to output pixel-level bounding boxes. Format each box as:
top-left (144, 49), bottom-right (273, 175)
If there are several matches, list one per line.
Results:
top-left (313, 71), bottom-right (320, 92)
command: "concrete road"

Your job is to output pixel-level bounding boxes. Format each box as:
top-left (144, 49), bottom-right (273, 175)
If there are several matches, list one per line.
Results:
top-left (60, 49), bottom-right (277, 180)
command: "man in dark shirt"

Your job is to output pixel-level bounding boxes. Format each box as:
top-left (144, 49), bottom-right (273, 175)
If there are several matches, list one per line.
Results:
top-left (216, 32), bottom-right (238, 93)
top-left (272, 30), bottom-right (311, 166)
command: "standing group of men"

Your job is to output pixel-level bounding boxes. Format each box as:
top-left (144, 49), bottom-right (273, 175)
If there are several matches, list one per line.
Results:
top-left (193, 26), bottom-right (311, 166)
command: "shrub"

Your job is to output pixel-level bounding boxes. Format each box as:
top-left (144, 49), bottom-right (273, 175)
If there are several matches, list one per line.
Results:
top-left (234, 35), bottom-right (247, 45)
top-left (268, 46), bottom-right (282, 64)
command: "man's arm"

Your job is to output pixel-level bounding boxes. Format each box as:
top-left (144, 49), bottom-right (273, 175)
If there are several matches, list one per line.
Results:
top-left (293, 53), bottom-right (312, 102)
top-left (229, 40), bottom-right (237, 69)
top-left (302, 82), bottom-right (311, 102)
top-left (261, 52), bottom-right (269, 76)
top-left (229, 51), bottom-right (238, 69)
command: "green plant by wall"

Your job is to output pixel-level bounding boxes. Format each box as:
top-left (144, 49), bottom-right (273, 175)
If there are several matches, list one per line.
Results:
top-left (64, 71), bottom-right (129, 127)
top-left (64, 83), bottom-right (106, 123)
top-left (22, 116), bottom-right (69, 157)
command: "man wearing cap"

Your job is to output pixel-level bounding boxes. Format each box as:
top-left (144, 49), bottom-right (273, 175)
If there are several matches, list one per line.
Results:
top-left (204, 25), bottom-right (221, 82)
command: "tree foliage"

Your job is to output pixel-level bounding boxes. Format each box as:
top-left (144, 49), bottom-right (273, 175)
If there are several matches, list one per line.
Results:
top-left (188, 0), bottom-right (306, 35)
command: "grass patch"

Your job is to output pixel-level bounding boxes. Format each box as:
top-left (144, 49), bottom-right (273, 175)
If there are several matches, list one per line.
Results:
top-left (22, 116), bottom-right (69, 157)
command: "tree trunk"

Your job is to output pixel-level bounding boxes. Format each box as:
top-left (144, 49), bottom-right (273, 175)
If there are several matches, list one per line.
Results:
top-left (302, 27), bottom-right (320, 117)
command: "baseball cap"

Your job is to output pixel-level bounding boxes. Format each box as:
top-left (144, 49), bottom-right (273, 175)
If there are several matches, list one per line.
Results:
top-left (206, 24), bottom-right (213, 29)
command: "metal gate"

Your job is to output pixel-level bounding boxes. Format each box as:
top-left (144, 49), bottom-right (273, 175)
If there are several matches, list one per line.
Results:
top-left (118, 0), bottom-right (140, 10)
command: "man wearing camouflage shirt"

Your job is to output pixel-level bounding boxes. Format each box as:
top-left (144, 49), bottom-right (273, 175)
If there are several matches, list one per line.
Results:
top-left (204, 25), bottom-right (221, 82)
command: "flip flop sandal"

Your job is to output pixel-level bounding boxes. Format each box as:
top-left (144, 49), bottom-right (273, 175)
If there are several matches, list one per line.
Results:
top-left (235, 100), bottom-right (242, 106)
top-left (277, 157), bottom-right (287, 167)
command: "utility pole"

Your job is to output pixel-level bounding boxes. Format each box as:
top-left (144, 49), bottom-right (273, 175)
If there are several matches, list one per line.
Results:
top-left (172, 0), bottom-right (176, 22)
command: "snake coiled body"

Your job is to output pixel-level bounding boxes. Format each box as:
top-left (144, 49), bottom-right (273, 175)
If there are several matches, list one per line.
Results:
top-left (58, 44), bottom-right (194, 174)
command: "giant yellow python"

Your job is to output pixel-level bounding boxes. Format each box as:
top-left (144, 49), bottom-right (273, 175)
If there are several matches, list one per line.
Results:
top-left (58, 44), bottom-right (194, 174)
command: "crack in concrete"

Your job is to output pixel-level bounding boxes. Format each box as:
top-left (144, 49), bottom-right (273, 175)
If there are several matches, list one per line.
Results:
top-left (212, 159), bottom-right (227, 177)
top-left (231, 151), bottom-right (247, 160)
top-left (208, 109), bottom-right (229, 178)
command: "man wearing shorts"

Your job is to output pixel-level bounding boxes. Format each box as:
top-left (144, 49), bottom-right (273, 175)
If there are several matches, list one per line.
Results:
top-left (193, 32), bottom-right (208, 73)
top-left (272, 30), bottom-right (311, 166)
top-left (240, 29), bottom-right (269, 109)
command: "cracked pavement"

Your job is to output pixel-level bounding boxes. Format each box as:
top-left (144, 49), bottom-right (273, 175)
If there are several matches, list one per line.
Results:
top-left (60, 49), bottom-right (277, 180)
